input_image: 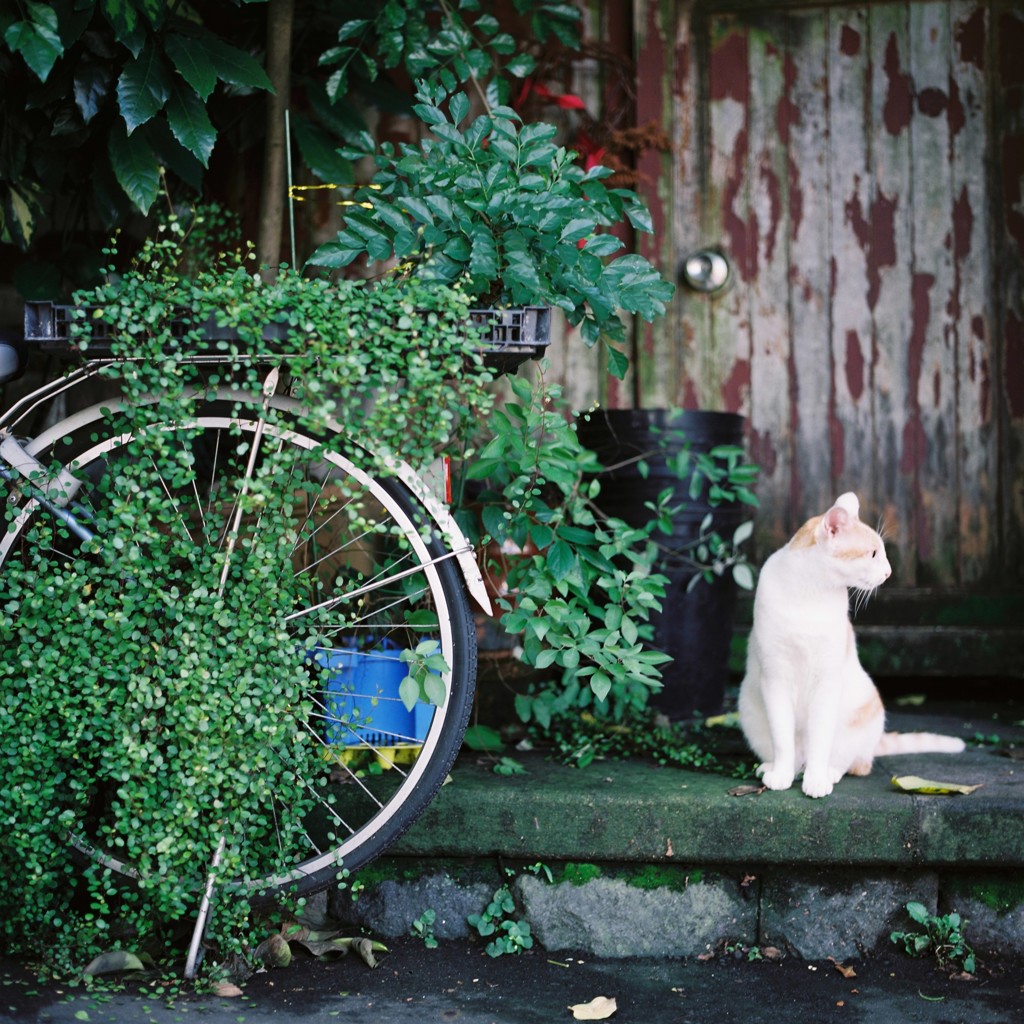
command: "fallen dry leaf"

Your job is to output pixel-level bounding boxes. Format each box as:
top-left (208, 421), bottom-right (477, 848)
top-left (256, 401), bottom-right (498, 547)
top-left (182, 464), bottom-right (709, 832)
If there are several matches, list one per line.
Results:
top-left (83, 951), bottom-right (146, 976)
top-left (213, 981), bottom-right (244, 998)
top-left (569, 995), bottom-right (618, 1020)
top-left (828, 957), bottom-right (857, 979)
top-left (728, 784), bottom-right (766, 797)
top-left (355, 937), bottom-right (384, 969)
top-left (761, 947), bottom-right (784, 962)
top-left (891, 775), bottom-right (982, 796)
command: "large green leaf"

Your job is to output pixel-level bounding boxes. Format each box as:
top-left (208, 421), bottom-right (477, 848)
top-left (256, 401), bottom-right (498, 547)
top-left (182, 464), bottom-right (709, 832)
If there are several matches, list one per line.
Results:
top-left (74, 61), bottom-right (113, 124)
top-left (117, 41), bottom-right (170, 133)
top-left (165, 82), bottom-right (216, 167)
top-left (469, 225), bottom-right (498, 280)
top-left (165, 33), bottom-right (218, 101)
top-left (145, 116), bottom-right (205, 191)
top-left (204, 36), bottom-right (273, 92)
top-left (546, 540), bottom-right (577, 582)
top-left (306, 239), bottom-right (363, 269)
top-left (108, 125), bottom-right (160, 212)
top-left (101, 0), bottom-right (145, 57)
top-left (4, 3), bottom-right (63, 82)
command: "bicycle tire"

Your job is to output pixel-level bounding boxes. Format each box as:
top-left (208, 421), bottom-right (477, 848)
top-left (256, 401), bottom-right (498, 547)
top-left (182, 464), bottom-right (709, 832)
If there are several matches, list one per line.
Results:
top-left (0, 396), bottom-right (477, 896)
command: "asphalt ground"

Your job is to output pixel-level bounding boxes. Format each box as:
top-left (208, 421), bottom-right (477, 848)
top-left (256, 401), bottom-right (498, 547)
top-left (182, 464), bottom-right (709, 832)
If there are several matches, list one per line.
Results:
top-left (2, 938), bottom-right (1022, 1024)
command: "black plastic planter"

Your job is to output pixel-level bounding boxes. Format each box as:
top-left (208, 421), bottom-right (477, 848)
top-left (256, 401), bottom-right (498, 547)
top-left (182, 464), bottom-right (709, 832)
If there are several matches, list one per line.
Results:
top-left (577, 408), bottom-right (747, 721)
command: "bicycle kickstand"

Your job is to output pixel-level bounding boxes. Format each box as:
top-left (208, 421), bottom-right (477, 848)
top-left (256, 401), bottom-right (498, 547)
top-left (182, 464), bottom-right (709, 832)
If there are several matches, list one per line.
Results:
top-left (183, 835), bottom-right (227, 980)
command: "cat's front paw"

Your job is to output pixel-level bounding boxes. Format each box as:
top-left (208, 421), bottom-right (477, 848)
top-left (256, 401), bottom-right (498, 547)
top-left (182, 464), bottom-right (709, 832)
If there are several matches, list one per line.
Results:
top-left (756, 763), bottom-right (794, 791)
top-left (801, 770), bottom-right (834, 799)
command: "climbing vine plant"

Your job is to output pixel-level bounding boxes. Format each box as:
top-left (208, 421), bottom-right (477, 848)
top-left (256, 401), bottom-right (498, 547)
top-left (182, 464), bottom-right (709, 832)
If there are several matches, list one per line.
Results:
top-left (0, 215), bottom-right (497, 974)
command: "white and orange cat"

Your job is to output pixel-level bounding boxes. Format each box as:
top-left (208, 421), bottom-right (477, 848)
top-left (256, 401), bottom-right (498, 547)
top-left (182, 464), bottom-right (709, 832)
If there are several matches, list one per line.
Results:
top-left (738, 492), bottom-right (964, 798)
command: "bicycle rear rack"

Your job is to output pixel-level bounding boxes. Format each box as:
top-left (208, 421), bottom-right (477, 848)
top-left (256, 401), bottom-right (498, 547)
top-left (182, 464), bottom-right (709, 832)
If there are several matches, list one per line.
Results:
top-left (21, 302), bottom-right (551, 374)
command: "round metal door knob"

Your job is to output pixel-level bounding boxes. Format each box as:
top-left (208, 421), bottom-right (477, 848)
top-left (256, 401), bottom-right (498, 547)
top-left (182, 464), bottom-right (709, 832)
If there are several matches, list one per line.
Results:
top-left (681, 249), bottom-right (731, 293)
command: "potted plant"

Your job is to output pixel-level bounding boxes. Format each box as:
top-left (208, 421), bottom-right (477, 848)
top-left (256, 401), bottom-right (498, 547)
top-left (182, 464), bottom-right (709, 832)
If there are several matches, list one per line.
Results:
top-left (576, 407), bottom-right (759, 720)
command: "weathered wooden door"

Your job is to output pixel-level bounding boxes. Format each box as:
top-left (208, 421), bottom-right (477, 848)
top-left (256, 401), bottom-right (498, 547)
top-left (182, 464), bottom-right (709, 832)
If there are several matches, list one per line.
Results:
top-left (631, 0), bottom-right (1023, 675)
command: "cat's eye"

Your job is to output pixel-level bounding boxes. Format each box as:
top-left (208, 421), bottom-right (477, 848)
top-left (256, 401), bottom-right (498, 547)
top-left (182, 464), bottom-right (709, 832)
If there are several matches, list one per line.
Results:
top-left (872, 550), bottom-right (877, 558)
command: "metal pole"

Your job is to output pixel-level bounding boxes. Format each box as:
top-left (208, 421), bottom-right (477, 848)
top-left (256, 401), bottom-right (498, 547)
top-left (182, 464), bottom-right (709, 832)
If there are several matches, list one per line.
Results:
top-left (183, 835), bottom-right (227, 979)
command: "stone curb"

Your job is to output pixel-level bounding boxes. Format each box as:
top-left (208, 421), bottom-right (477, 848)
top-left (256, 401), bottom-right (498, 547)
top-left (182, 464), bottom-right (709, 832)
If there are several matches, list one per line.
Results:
top-left (324, 862), bottom-right (1024, 961)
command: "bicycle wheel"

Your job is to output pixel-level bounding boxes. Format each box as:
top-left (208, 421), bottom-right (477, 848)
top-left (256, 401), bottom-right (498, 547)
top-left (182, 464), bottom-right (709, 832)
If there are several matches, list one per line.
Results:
top-left (0, 396), bottom-right (476, 896)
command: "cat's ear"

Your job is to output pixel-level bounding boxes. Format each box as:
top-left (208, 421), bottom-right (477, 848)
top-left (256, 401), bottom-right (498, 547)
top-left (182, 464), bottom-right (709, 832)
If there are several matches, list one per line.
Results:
top-left (821, 504), bottom-right (851, 538)
top-left (835, 492), bottom-right (860, 518)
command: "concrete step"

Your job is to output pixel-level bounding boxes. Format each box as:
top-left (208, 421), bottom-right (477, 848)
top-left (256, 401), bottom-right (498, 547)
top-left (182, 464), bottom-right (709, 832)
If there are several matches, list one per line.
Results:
top-left (324, 703), bottom-right (1024, 963)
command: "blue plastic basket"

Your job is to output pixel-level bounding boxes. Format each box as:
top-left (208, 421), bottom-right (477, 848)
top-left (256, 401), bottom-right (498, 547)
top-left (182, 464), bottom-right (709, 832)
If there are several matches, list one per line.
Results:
top-left (314, 640), bottom-right (432, 748)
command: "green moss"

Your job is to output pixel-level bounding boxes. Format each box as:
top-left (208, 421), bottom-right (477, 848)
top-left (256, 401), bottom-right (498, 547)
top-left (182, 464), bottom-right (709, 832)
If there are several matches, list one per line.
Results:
top-left (560, 862), bottom-right (604, 886)
top-left (626, 865), bottom-right (699, 892)
top-left (959, 877), bottom-right (1024, 916)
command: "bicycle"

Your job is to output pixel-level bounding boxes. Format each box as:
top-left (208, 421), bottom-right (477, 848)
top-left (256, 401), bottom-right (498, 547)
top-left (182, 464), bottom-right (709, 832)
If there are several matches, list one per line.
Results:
top-left (0, 301), bottom-right (548, 966)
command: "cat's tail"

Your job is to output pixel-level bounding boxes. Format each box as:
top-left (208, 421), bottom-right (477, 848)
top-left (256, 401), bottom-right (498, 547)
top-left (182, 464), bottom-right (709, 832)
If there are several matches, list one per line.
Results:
top-left (876, 732), bottom-right (966, 756)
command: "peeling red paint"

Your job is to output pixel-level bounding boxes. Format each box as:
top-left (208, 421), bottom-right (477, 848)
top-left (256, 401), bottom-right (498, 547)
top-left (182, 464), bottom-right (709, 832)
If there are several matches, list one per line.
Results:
top-left (946, 75), bottom-right (965, 136)
top-left (899, 417), bottom-right (929, 478)
top-left (915, 80), bottom-right (965, 136)
top-left (681, 376), bottom-right (700, 410)
top-left (749, 428), bottom-right (778, 478)
top-left (710, 32), bottom-right (750, 105)
top-left (830, 417), bottom-right (845, 482)
top-left (883, 34), bottom-right (913, 135)
top-left (956, 8), bottom-right (986, 70)
top-left (776, 55), bottom-right (799, 146)
top-left (1006, 310), bottom-right (1024, 418)
top-left (839, 24), bottom-right (861, 57)
top-left (760, 159), bottom-right (782, 265)
top-left (723, 129), bottom-right (757, 281)
top-left (845, 185), bottom-right (897, 310)
top-left (788, 156), bottom-right (804, 244)
top-left (952, 186), bottom-right (974, 262)
top-left (901, 273), bottom-right (935, 475)
top-left (720, 358), bottom-right (751, 413)
top-left (918, 87), bottom-right (947, 117)
top-left (845, 330), bottom-right (865, 402)
top-left (948, 186), bottom-right (973, 325)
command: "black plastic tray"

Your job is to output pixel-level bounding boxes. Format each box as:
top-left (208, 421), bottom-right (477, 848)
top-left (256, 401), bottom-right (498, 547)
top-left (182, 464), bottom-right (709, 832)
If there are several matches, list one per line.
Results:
top-left (22, 302), bottom-right (551, 374)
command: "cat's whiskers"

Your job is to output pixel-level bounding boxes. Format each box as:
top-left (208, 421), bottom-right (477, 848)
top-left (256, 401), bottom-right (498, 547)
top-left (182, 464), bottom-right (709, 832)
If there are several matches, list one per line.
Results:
top-left (850, 585), bottom-right (877, 616)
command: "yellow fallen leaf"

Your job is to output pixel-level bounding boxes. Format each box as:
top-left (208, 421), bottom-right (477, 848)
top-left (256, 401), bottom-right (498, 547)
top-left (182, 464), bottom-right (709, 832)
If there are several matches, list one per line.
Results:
top-left (569, 996), bottom-right (617, 1020)
top-left (213, 981), bottom-right (244, 998)
top-left (894, 694), bottom-right (926, 707)
top-left (704, 712), bottom-right (740, 728)
top-left (892, 775), bottom-right (982, 796)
